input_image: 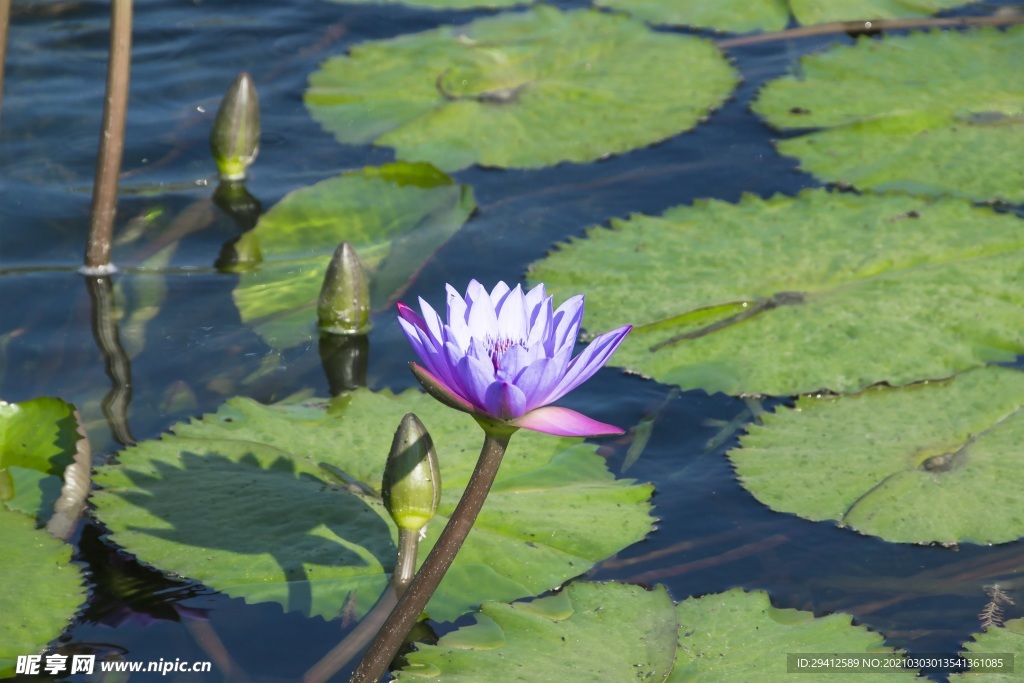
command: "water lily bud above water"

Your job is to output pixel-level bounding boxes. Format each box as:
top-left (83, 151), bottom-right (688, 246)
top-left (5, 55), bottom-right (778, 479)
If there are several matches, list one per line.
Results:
top-left (317, 241), bottom-right (370, 334)
top-left (210, 72), bottom-right (260, 181)
top-left (382, 413), bottom-right (441, 533)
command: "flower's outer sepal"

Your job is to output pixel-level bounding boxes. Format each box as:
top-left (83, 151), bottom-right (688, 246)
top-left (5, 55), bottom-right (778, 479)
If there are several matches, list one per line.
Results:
top-left (410, 362), bottom-right (476, 414)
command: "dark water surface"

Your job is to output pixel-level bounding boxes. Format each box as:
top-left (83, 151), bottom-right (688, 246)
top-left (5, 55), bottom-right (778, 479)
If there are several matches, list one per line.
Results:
top-left (2, 1), bottom-right (1023, 681)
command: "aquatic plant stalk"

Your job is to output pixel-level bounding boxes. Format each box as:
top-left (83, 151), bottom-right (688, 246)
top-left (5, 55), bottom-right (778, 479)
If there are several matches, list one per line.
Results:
top-left (0, 0), bottom-right (10, 124)
top-left (85, 0), bottom-right (132, 272)
top-left (349, 422), bottom-right (513, 683)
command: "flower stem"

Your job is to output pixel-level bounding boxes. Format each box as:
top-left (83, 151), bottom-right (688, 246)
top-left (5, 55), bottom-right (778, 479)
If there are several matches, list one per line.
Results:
top-left (349, 424), bottom-right (515, 683)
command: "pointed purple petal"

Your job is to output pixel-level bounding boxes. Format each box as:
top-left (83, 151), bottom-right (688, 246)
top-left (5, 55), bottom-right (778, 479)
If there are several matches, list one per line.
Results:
top-left (511, 406), bottom-right (624, 437)
top-left (544, 325), bottom-right (631, 404)
top-left (457, 339), bottom-right (499, 409)
top-left (417, 297), bottom-right (445, 342)
top-left (496, 284), bottom-right (528, 343)
top-left (523, 282), bottom-right (547, 313)
top-left (525, 294), bottom-right (553, 349)
top-left (550, 295), bottom-right (584, 353)
top-left (484, 381), bottom-right (527, 420)
top-left (409, 363), bottom-right (476, 415)
top-left (467, 284), bottom-right (500, 340)
top-left (489, 281), bottom-right (511, 307)
top-left (516, 349), bottom-right (571, 411)
top-left (397, 302), bottom-right (428, 333)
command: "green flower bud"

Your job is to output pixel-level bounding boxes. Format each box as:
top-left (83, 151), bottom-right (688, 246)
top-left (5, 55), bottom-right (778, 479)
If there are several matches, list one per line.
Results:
top-left (210, 72), bottom-right (260, 181)
top-left (382, 413), bottom-right (441, 532)
top-left (317, 241), bottom-right (371, 334)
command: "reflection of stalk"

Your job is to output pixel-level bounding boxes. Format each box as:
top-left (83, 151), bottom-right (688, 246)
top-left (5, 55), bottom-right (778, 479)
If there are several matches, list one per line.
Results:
top-left (85, 0), bottom-right (133, 272)
top-left (0, 0), bottom-right (10, 124)
top-left (85, 276), bottom-right (135, 447)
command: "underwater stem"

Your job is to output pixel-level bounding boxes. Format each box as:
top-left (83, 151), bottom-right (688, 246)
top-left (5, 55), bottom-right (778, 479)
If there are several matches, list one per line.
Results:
top-left (349, 425), bottom-right (514, 682)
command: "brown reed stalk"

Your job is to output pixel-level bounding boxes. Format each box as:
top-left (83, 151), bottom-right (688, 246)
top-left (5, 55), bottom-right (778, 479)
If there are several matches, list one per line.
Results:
top-left (84, 0), bottom-right (132, 272)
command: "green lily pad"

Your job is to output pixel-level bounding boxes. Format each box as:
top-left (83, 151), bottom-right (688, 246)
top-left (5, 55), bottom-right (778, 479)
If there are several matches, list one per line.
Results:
top-left (590, 0), bottom-right (979, 33)
top-left (731, 366), bottom-right (1024, 545)
top-left (396, 582), bottom-right (678, 681)
top-left (305, 7), bottom-right (738, 172)
top-left (789, 0), bottom-right (981, 25)
top-left (395, 585), bottom-right (914, 681)
top-left (91, 389), bottom-right (654, 622)
top-left (670, 588), bottom-right (917, 681)
top-left (595, 0), bottom-right (791, 33)
top-left (1, 397), bottom-right (80, 521)
top-left (233, 163), bottom-right (475, 348)
top-left (952, 619), bottom-right (1024, 681)
top-left (528, 189), bottom-right (1024, 396)
top-left (754, 27), bottom-right (1024, 202)
top-left (325, 0), bottom-right (525, 10)
top-left (0, 508), bottom-right (88, 679)
top-left (0, 397), bottom-right (78, 477)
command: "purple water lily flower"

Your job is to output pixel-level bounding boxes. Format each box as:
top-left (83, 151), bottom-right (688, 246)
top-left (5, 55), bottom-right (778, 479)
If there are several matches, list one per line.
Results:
top-left (397, 280), bottom-right (631, 437)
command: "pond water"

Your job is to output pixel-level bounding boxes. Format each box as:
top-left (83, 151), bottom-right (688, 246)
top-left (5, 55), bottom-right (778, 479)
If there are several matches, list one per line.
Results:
top-left (2, 0), bottom-right (1023, 681)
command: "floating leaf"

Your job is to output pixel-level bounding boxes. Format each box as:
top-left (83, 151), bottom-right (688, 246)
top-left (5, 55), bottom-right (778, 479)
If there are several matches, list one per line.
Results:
top-left (952, 619), bottom-right (1024, 681)
top-left (590, 0), bottom-right (980, 33)
top-left (92, 389), bottom-right (654, 622)
top-left (396, 585), bottom-right (914, 681)
top-left (325, 0), bottom-right (525, 10)
top-left (754, 27), bottom-right (1024, 202)
top-left (0, 397), bottom-right (80, 522)
top-left (528, 190), bottom-right (1024, 396)
top-left (789, 0), bottom-right (981, 25)
top-left (0, 508), bottom-right (88, 679)
top-left (595, 0), bottom-right (790, 33)
top-left (305, 7), bottom-right (738, 171)
top-left (670, 588), bottom-right (918, 681)
top-left (731, 366), bottom-right (1024, 545)
top-left (232, 163), bottom-right (474, 348)
top-left (396, 583), bottom-right (678, 681)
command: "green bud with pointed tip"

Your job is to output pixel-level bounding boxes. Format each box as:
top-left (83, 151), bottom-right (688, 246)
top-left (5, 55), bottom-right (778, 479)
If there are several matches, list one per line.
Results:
top-left (382, 413), bottom-right (441, 533)
top-left (318, 241), bottom-right (371, 334)
top-left (210, 72), bottom-right (260, 181)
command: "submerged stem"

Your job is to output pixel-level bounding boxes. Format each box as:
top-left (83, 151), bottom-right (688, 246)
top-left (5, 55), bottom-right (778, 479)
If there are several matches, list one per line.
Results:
top-left (349, 423), bottom-right (515, 683)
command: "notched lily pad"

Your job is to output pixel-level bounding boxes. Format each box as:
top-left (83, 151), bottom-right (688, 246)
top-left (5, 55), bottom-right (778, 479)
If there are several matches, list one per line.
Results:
top-left (0, 397), bottom-right (82, 524)
top-left (671, 588), bottom-right (918, 681)
top-left (952, 618), bottom-right (1024, 681)
top-left (789, 0), bottom-right (982, 26)
top-left (397, 582), bottom-right (678, 681)
top-left (528, 189), bottom-right (1024, 396)
top-left (232, 162), bottom-right (475, 348)
top-left (305, 7), bottom-right (738, 171)
top-left (731, 366), bottom-right (1024, 545)
top-left (91, 389), bottom-right (654, 622)
top-left (595, 0), bottom-right (791, 33)
top-left (396, 585), bottom-right (914, 681)
top-left (590, 0), bottom-right (979, 34)
top-left (0, 508), bottom-right (88, 679)
top-left (754, 26), bottom-right (1024, 202)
